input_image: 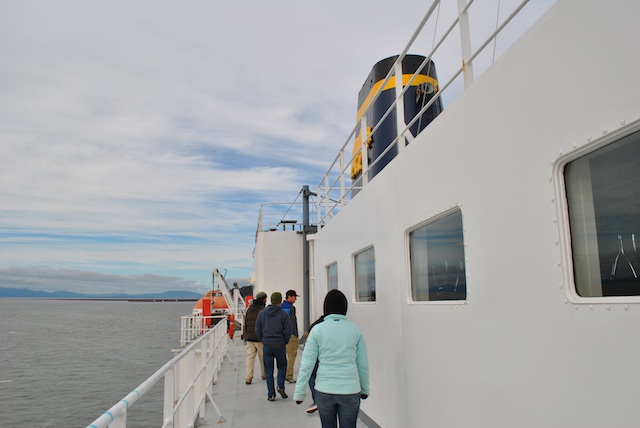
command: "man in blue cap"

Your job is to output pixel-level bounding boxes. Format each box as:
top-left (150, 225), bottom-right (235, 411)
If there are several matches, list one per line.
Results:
top-left (281, 289), bottom-right (300, 383)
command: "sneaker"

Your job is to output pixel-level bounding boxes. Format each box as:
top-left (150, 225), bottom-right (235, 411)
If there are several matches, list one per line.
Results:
top-left (267, 396), bottom-right (275, 402)
top-left (286, 379), bottom-right (296, 384)
top-left (306, 403), bottom-right (318, 414)
top-left (276, 387), bottom-right (288, 399)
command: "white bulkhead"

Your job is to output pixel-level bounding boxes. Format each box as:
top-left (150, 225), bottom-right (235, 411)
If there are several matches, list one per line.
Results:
top-left (306, 1), bottom-right (640, 427)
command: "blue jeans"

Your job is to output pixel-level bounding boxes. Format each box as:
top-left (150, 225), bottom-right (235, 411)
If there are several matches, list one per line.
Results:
top-left (263, 344), bottom-right (287, 398)
top-left (315, 391), bottom-right (361, 428)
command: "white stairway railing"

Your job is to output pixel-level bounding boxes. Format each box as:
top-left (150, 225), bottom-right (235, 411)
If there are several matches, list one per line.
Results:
top-left (86, 318), bottom-right (229, 428)
top-left (212, 268), bottom-right (246, 324)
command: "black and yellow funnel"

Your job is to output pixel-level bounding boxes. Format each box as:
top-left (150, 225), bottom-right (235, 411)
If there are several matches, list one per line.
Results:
top-left (351, 54), bottom-right (443, 183)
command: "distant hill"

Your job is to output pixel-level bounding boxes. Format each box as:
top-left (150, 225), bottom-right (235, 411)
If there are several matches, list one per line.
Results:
top-left (0, 287), bottom-right (203, 300)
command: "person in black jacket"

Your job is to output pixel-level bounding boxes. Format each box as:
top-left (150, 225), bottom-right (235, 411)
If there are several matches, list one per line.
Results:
top-left (243, 291), bottom-right (267, 384)
top-left (256, 291), bottom-right (292, 401)
top-left (304, 315), bottom-right (324, 413)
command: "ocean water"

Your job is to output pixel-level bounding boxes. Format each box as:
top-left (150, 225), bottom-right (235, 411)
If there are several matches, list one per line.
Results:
top-left (0, 299), bottom-right (196, 428)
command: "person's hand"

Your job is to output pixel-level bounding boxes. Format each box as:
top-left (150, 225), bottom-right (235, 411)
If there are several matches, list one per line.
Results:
top-left (360, 394), bottom-right (368, 400)
top-left (296, 400), bottom-right (303, 405)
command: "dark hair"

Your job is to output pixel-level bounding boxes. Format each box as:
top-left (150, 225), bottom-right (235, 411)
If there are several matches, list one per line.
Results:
top-left (323, 289), bottom-right (348, 315)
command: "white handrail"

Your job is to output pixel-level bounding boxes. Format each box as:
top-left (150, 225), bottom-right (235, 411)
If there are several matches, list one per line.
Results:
top-left (86, 319), bottom-right (229, 428)
top-left (256, 201), bottom-right (311, 232)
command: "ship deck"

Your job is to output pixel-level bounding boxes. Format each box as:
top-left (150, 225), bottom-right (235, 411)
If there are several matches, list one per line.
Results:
top-left (197, 337), bottom-right (369, 428)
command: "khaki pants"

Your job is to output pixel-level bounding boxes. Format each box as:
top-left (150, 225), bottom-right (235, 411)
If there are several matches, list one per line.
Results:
top-left (245, 341), bottom-right (265, 382)
top-left (285, 335), bottom-right (299, 382)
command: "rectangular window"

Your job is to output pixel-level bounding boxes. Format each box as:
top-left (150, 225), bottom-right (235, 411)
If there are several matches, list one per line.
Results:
top-left (354, 247), bottom-right (376, 302)
top-left (327, 263), bottom-right (338, 291)
top-left (564, 131), bottom-right (640, 297)
top-left (409, 208), bottom-right (467, 301)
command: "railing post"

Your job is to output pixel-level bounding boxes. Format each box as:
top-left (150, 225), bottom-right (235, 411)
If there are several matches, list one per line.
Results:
top-left (196, 337), bottom-right (207, 423)
top-left (317, 178), bottom-right (323, 225)
top-left (394, 60), bottom-right (407, 153)
top-left (360, 118), bottom-right (369, 188)
top-left (111, 415), bottom-right (126, 428)
top-left (187, 349), bottom-right (194, 426)
top-left (457, 0), bottom-right (475, 88)
top-left (324, 175), bottom-right (330, 220)
top-left (180, 317), bottom-right (185, 347)
top-left (339, 149), bottom-right (345, 207)
top-left (163, 367), bottom-right (175, 427)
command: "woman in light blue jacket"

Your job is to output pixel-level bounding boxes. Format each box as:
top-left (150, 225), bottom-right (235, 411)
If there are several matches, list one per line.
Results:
top-left (294, 289), bottom-right (370, 428)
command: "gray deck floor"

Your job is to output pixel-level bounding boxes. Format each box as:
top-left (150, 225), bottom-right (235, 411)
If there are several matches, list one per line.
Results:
top-left (197, 337), bottom-right (368, 428)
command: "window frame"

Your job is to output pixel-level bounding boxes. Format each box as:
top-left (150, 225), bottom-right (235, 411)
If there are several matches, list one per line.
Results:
top-left (353, 246), bottom-right (376, 303)
top-left (326, 262), bottom-right (338, 291)
top-left (555, 123), bottom-right (640, 304)
top-left (406, 207), bottom-right (468, 305)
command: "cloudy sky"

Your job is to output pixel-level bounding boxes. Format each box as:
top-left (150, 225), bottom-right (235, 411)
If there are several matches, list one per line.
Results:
top-left (0, 0), bottom-right (555, 295)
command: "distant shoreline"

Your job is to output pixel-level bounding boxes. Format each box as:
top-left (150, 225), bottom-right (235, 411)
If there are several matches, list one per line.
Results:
top-left (0, 297), bottom-right (198, 302)
top-left (0, 287), bottom-right (204, 300)
top-left (69, 298), bottom-right (198, 302)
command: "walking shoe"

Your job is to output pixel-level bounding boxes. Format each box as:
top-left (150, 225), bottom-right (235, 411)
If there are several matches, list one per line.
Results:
top-left (245, 379), bottom-right (252, 384)
top-left (261, 375), bottom-right (266, 380)
top-left (306, 403), bottom-right (318, 414)
top-left (276, 387), bottom-right (288, 399)
top-left (267, 396), bottom-right (275, 401)
top-left (286, 378), bottom-right (296, 384)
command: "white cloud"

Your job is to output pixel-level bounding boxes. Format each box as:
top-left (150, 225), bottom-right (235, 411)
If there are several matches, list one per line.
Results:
top-left (0, 0), bottom-right (556, 292)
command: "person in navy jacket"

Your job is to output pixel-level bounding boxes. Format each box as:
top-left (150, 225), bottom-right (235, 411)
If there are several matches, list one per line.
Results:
top-left (256, 291), bottom-right (292, 401)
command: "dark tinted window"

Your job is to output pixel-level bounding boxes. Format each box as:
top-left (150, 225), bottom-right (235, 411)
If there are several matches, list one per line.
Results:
top-left (327, 263), bottom-right (338, 291)
top-left (565, 131), bottom-right (640, 297)
top-left (409, 209), bottom-right (467, 301)
top-left (355, 247), bottom-right (376, 302)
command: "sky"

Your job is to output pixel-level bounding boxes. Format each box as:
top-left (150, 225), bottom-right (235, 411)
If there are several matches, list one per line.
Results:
top-left (0, 0), bottom-right (555, 295)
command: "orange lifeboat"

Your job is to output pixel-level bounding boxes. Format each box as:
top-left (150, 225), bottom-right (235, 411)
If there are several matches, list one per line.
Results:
top-left (193, 290), bottom-right (228, 312)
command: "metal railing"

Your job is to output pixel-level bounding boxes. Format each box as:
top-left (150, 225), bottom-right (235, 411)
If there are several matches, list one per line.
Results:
top-left (87, 318), bottom-right (229, 428)
top-left (257, 201), bottom-right (303, 232)
top-left (180, 313), bottom-right (226, 347)
top-left (256, 201), bottom-right (319, 234)
top-left (315, 0), bottom-right (548, 225)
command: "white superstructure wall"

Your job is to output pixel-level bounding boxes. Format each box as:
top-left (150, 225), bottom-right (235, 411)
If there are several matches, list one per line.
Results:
top-left (253, 230), bottom-right (306, 333)
top-left (309, 1), bottom-right (640, 427)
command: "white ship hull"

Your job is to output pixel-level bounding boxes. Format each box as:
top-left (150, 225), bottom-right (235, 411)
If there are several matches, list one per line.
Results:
top-left (254, 1), bottom-right (640, 426)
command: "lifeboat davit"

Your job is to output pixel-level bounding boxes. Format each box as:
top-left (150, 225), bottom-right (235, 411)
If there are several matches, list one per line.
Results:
top-left (193, 290), bottom-right (236, 339)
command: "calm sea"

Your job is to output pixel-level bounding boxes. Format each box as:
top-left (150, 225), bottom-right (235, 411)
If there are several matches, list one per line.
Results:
top-left (0, 299), bottom-right (196, 428)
